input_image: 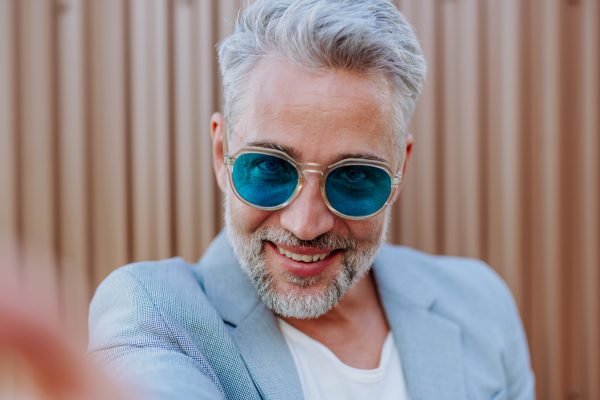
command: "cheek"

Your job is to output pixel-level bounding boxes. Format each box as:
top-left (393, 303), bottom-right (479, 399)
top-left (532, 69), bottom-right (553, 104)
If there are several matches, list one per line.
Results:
top-left (346, 214), bottom-right (388, 245)
top-left (228, 194), bottom-right (275, 234)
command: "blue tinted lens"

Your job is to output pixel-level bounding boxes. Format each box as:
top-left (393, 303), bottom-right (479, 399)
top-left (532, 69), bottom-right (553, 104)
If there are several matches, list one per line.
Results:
top-left (325, 165), bottom-right (391, 217)
top-left (232, 153), bottom-right (298, 208)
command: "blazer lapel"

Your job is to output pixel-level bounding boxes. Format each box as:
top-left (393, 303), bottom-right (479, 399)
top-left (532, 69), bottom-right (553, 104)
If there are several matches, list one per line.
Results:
top-left (373, 245), bottom-right (467, 400)
top-left (230, 303), bottom-right (304, 400)
top-left (196, 230), bottom-right (303, 400)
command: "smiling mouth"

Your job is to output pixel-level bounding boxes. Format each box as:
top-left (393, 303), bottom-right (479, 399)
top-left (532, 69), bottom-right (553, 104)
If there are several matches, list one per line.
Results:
top-left (274, 244), bottom-right (332, 263)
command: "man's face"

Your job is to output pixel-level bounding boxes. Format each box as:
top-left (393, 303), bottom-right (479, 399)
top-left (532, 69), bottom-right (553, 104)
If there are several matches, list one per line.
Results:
top-left (213, 58), bottom-right (402, 319)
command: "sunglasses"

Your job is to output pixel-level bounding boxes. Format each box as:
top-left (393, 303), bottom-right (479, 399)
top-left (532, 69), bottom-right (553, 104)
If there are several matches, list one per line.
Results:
top-left (223, 132), bottom-right (406, 220)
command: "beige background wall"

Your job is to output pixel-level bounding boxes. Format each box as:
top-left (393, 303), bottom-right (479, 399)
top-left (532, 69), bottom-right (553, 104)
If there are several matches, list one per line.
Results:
top-left (0, 0), bottom-right (598, 398)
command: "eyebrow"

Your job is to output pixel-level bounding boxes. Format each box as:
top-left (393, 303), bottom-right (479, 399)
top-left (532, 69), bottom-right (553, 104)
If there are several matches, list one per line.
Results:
top-left (244, 140), bottom-right (300, 160)
top-left (243, 140), bottom-right (388, 165)
top-left (338, 153), bottom-right (388, 164)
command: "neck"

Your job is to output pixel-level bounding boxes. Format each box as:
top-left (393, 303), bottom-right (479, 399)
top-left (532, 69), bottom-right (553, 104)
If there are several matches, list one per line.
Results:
top-left (280, 270), bottom-right (388, 339)
top-left (280, 270), bottom-right (390, 369)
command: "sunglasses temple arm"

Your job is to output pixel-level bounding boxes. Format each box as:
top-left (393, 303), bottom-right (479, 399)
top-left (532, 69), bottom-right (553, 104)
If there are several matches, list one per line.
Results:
top-left (222, 127), bottom-right (234, 166)
top-left (393, 147), bottom-right (407, 186)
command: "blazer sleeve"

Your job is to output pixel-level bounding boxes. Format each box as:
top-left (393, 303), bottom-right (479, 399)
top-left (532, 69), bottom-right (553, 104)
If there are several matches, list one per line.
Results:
top-left (88, 267), bottom-right (225, 400)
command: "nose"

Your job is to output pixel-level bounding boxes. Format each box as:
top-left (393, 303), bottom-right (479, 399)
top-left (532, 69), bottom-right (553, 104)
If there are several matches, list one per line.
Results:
top-left (279, 173), bottom-right (335, 241)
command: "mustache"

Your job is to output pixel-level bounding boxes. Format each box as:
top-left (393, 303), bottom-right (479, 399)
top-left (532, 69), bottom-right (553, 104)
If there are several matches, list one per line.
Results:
top-left (252, 227), bottom-right (358, 251)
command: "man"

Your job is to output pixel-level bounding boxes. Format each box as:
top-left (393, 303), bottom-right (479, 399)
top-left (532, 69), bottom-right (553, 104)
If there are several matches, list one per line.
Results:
top-left (89, 0), bottom-right (535, 399)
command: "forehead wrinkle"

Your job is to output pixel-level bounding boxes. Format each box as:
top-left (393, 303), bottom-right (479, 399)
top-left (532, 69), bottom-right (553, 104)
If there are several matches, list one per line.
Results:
top-left (263, 102), bottom-right (389, 132)
top-left (249, 61), bottom-right (393, 113)
top-left (252, 104), bottom-right (388, 139)
top-left (265, 92), bottom-right (389, 116)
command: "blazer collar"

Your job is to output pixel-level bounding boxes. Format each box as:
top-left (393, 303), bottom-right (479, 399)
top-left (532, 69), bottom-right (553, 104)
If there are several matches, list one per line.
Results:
top-left (373, 244), bottom-right (467, 400)
top-left (194, 230), bottom-right (262, 326)
top-left (196, 232), bottom-right (466, 400)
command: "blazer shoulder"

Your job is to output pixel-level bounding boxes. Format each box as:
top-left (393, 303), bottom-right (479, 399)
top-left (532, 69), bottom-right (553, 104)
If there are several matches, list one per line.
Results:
top-left (89, 258), bottom-right (216, 350)
top-left (96, 257), bottom-right (209, 300)
top-left (378, 244), bottom-right (519, 331)
top-left (119, 257), bottom-right (199, 285)
top-left (88, 259), bottom-right (232, 399)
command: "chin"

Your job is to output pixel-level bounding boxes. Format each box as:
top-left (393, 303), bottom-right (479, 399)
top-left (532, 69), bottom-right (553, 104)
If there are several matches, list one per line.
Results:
top-left (261, 276), bottom-right (348, 319)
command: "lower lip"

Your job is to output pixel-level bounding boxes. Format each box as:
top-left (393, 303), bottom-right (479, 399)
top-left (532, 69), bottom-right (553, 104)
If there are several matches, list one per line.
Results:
top-left (267, 242), bottom-right (340, 278)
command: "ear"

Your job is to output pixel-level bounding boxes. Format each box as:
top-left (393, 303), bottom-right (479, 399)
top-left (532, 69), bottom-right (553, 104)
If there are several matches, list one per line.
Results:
top-left (389, 133), bottom-right (414, 206)
top-left (211, 112), bottom-right (228, 193)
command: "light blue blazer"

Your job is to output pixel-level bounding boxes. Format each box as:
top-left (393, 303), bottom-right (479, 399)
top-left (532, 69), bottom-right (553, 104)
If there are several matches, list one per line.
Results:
top-left (88, 230), bottom-right (535, 400)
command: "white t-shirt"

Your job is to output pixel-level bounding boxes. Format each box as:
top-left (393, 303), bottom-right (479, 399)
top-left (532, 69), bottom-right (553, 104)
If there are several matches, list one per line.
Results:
top-left (278, 319), bottom-right (410, 400)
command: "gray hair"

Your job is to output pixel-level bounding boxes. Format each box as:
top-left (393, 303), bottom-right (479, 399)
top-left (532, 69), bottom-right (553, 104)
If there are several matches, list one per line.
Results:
top-left (218, 0), bottom-right (426, 149)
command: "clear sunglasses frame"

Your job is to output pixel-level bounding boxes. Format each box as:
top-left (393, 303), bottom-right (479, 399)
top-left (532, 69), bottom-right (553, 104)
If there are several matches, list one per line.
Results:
top-left (223, 131), bottom-right (406, 220)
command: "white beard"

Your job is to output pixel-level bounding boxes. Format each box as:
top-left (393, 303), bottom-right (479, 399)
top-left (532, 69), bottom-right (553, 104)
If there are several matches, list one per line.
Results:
top-left (225, 193), bottom-right (390, 319)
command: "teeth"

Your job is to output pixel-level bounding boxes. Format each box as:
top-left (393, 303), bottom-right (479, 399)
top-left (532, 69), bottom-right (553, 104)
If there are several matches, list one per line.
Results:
top-left (276, 245), bottom-right (331, 263)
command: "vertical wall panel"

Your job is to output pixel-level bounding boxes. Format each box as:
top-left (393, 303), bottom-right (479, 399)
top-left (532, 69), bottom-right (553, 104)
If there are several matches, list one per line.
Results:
top-left (150, 0), bottom-right (173, 260)
top-left (173, 1), bottom-right (197, 262)
top-left (18, 0), bottom-right (59, 306)
top-left (130, 0), bottom-right (153, 261)
top-left (196, 0), bottom-right (219, 254)
top-left (394, 0), bottom-right (419, 250)
top-left (483, 0), bottom-right (524, 307)
top-left (403, 0), bottom-right (439, 254)
top-left (0, 0), bottom-right (19, 369)
top-left (560, 1), bottom-right (586, 396)
top-left (540, 0), bottom-right (563, 398)
top-left (498, 0), bottom-right (523, 307)
top-left (457, 0), bottom-right (481, 260)
top-left (441, 0), bottom-right (461, 256)
top-left (581, 0), bottom-right (600, 397)
top-left (522, 0), bottom-right (545, 394)
top-left (57, 0), bottom-right (91, 342)
top-left (0, 0), bottom-right (17, 243)
top-left (89, 0), bottom-right (130, 287)
top-left (484, 0), bottom-right (504, 279)
top-left (215, 0), bottom-right (242, 234)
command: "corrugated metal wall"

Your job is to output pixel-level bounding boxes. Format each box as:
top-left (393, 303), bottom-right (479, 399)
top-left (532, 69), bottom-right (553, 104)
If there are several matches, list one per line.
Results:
top-left (0, 0), bottom-right (598, 398)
